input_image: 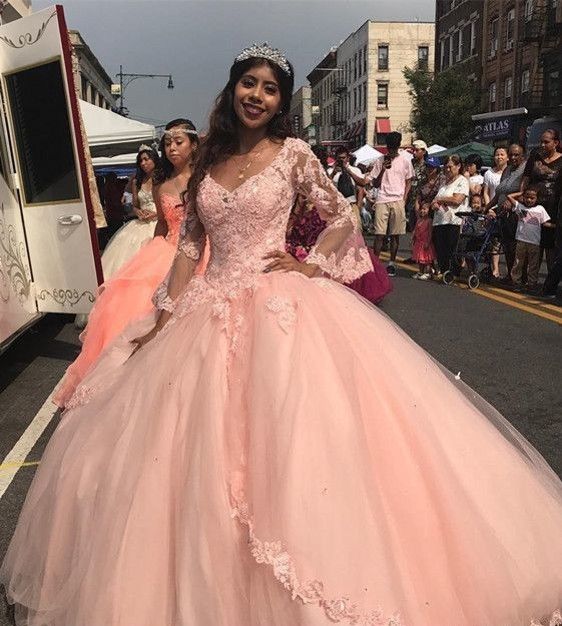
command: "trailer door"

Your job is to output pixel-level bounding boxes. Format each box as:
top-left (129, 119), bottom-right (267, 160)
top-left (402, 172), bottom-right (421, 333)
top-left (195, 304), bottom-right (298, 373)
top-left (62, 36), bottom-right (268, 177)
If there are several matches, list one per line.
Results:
top-left (0, 5), bottom-right (100, 322)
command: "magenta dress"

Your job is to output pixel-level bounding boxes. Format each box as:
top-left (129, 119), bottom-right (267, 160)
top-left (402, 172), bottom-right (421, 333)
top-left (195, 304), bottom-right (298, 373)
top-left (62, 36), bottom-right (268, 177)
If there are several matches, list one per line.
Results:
top-left (411, 217), bottom-right (436, 265)
top-left (286, 201), bottom-right (392, 304)
top-left (2, 139), bottom-right (562, 626)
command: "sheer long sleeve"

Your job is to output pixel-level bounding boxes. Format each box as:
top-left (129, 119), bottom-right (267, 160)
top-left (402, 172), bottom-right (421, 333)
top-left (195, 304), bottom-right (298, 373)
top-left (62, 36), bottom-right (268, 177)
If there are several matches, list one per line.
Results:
top-left (293, 141), bottom-right (372, 282)
top-left (152, 209), bottom-right (206, 313)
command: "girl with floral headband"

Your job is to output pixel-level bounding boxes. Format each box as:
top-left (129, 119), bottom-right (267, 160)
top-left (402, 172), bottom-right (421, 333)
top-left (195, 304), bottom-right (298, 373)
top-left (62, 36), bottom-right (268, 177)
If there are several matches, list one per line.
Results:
top-left (3, 44), bottom-right (562, 626)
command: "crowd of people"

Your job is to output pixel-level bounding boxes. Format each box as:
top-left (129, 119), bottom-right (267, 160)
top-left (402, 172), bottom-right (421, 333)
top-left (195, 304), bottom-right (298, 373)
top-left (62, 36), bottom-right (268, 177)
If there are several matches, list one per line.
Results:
top-left (321, 128), bottom-right (562, 300)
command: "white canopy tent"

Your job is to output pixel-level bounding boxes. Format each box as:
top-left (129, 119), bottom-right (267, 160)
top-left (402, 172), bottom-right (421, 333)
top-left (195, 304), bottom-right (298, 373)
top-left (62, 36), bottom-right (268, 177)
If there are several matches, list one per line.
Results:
top-left (427, 144), bottom-right (447, 154)
top-left (352, 144), bottom-right (384, 166)
top-left (92, 153), bottom-right (138, 167)
top-left (80, 99), bottom-right (157, 158)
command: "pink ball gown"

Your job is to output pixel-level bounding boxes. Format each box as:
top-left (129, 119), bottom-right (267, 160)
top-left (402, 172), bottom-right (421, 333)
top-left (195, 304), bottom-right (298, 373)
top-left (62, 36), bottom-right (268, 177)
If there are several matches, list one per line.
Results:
top-left (2, 139), bottom-right (562, 626)
top-left (53, 193), bottom-right (207, 407)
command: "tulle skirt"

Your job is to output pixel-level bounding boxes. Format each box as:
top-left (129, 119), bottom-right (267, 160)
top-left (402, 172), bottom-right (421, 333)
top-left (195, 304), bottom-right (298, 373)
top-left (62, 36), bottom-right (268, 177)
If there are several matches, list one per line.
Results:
top-left (101, 219), bottom-right (156, 279)
top-left (2, 272), bottom-right (562, 626)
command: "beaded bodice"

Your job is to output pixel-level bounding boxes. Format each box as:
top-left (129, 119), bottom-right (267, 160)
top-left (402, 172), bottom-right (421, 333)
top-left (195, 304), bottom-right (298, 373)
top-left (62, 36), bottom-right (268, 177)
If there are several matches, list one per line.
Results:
top-left (159, 193), bottom-right (185, 246)
top-left (138, 187), bottom-right (157, 214)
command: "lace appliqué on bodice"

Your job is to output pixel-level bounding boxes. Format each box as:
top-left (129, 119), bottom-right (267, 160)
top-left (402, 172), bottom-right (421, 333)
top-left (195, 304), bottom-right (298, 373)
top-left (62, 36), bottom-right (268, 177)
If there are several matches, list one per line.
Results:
top-left (155, 138), bottom-right (372, 320)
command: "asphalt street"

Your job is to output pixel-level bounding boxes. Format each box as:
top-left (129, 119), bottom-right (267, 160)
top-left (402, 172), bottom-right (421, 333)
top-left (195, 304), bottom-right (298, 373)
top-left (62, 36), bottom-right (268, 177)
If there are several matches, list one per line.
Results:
top-left (0, 263), bottom-right (561, 625)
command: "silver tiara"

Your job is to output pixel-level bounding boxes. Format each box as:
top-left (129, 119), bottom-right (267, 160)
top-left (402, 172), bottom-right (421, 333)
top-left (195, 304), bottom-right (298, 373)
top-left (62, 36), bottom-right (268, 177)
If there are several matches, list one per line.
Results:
top-left (235, 42), bottom-right (291, 76)
top-left (163, 128), bottom-right (198, 138)
top-left (138, 143), bottom-right (152, 152)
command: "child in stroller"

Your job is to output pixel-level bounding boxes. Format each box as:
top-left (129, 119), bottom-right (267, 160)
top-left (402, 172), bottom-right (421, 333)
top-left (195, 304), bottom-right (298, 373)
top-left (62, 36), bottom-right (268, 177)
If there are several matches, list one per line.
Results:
top-left (443, 194), bottom-right (497, 289)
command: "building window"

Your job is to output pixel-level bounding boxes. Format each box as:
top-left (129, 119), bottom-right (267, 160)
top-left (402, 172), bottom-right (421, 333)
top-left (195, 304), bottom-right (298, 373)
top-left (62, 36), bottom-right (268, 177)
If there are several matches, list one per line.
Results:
top-left (505, 8), bottom-right (515, 50)
top-left (489, 82), bottom-right (497, 111)
top-left (90, 87), bottom-right (98, 106)
top-left (504, 76), bottom-right (513, 108)
top-left (521, 69), bottom-right (530, 92)
top-left (451, 30), bottom-right (461, 64)
top-left (363, 45), bottom-right (367, 74)
top-left (97, 92), bottom-right (104, 108)
top-left (353, 87), bottom-right (357, 112)
top-left (363, 82), bottom-right (367, 111)
top-left (545, 68), bottom-right (560, 106)
top-left (354, 52), bottom-right (358, 81)
top-left (81, 75), bottom-right (89, 101)
top-left (378, 45), bottom-right (388, 71)
top-left (470, 20), bottom-right (477, 55)
top-left (418, 45), bottom-right (429, 70)
top-left (358, 49), bottom-right (363, 77)
top-left (358, 84), bottom-right (362, 111)
top-left (490, 18), bottom-right (499, 57)
top-left (462, 23), bottom-right (471, 58)
top-left (525, 0), bottom-right (534, 21)
top-left (377, 83), bottom-right (388, 109)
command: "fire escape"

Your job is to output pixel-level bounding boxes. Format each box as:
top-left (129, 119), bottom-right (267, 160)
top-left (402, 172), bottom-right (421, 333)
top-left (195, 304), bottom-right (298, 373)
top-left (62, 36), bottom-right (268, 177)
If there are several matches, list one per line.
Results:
top-left (331, 79), bottom-right (347, 140)
top-left (519, 0), bottom-right (561, 112)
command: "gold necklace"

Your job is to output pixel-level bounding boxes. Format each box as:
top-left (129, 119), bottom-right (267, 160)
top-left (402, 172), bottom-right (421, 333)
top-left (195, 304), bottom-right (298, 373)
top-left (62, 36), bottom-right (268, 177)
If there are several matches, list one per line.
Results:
top-left (235, 140), bottom-right (267, 180)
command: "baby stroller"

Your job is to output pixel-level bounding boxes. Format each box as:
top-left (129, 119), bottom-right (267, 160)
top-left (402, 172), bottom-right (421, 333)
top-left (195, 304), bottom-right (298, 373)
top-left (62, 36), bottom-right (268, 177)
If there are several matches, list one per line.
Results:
top-left (443, 212), bottom-right (499, 290)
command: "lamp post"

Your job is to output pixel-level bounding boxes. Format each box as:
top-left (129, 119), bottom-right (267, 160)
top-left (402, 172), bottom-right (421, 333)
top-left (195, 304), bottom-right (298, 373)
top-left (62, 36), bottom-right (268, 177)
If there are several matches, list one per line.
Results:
top-left (114, 65), bottom-right (174, 116)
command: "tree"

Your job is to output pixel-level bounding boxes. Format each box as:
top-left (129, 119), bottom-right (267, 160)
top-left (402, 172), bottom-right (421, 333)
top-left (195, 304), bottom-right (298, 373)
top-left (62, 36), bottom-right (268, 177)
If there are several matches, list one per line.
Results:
top-left (403, 66), bottom-right (481, 147)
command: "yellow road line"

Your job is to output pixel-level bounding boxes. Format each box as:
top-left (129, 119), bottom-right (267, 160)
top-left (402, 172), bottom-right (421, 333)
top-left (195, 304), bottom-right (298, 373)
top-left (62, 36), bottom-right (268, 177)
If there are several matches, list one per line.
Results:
top-left (0, 460), bottom-right (40, 473)
top-left (380, 253), bottom-right (562, 325)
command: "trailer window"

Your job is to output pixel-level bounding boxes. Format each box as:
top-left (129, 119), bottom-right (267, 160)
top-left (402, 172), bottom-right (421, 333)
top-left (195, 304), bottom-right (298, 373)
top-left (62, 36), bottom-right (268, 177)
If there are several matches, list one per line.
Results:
top-left (6, 59), bottom-right (79, 205)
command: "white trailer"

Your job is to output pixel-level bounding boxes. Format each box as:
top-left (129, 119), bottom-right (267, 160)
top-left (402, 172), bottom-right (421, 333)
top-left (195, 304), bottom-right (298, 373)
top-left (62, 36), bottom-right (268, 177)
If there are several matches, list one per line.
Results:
top-left (0, 5), bottom-right (101, 351)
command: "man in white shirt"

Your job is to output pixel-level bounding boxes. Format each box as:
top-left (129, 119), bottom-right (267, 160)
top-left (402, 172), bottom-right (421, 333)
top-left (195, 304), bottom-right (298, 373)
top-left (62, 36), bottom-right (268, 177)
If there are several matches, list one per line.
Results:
top-left (366, 132), bottom-right (414, 276)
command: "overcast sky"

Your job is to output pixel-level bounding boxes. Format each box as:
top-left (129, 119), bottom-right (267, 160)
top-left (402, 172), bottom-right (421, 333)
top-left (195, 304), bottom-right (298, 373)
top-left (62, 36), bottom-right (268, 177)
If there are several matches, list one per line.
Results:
top-left (35, 0), bottom-right (434, 130)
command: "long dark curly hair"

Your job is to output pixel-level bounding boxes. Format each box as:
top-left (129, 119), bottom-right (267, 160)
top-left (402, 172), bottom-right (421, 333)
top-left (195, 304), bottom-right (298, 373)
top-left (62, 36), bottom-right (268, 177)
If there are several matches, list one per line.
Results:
top-left (154, 118), bottom-right (200, 184)
top-left (135, 148), bottom-right (160, 190)
top-left (186, 56), bottom-right (295, 212)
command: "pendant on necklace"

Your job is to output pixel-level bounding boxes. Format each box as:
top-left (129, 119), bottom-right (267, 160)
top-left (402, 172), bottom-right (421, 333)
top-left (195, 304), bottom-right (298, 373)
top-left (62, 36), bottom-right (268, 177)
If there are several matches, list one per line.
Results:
top-left (238, 173), bottom-right (245, 180)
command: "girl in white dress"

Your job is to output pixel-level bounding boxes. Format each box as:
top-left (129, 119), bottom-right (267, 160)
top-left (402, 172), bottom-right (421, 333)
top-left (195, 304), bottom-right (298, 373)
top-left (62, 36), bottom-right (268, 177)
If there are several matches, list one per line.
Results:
top-left (100, 146), bottom-right (160, 279)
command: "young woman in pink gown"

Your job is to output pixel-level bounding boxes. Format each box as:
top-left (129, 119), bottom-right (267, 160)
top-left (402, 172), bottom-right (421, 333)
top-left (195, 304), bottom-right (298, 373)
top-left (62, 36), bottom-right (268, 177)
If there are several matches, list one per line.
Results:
top-left (53, 119), bottom-right (206, 407)
top-left (2, 45), bottom-right (562, 626)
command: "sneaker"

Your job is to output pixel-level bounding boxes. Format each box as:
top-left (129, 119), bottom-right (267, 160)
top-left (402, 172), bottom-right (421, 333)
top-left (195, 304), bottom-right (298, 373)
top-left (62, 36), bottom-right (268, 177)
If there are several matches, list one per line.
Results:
top-left (418, 273), bottom-right (431, 281)
top-left (386, 263), bottom-right (397, 277)
top-left (411, 272), bottom-right (421, 279)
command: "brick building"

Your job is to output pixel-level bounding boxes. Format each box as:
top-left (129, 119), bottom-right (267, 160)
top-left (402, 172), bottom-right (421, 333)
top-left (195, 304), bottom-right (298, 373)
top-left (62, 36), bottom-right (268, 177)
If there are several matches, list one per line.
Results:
top-left (434, 0), bottom-right (483, 77)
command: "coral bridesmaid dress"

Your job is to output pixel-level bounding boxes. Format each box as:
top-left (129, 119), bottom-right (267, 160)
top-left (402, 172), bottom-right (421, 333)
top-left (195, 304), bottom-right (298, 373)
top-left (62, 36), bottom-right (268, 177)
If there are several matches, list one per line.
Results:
top-left (54, 193), bottom-right (206, 407)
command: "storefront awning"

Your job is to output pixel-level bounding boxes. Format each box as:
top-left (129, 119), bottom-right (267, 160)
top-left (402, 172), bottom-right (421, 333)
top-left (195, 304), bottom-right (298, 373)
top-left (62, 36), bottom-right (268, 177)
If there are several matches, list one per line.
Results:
top-left (376, 118), bottom-right (391, 134)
